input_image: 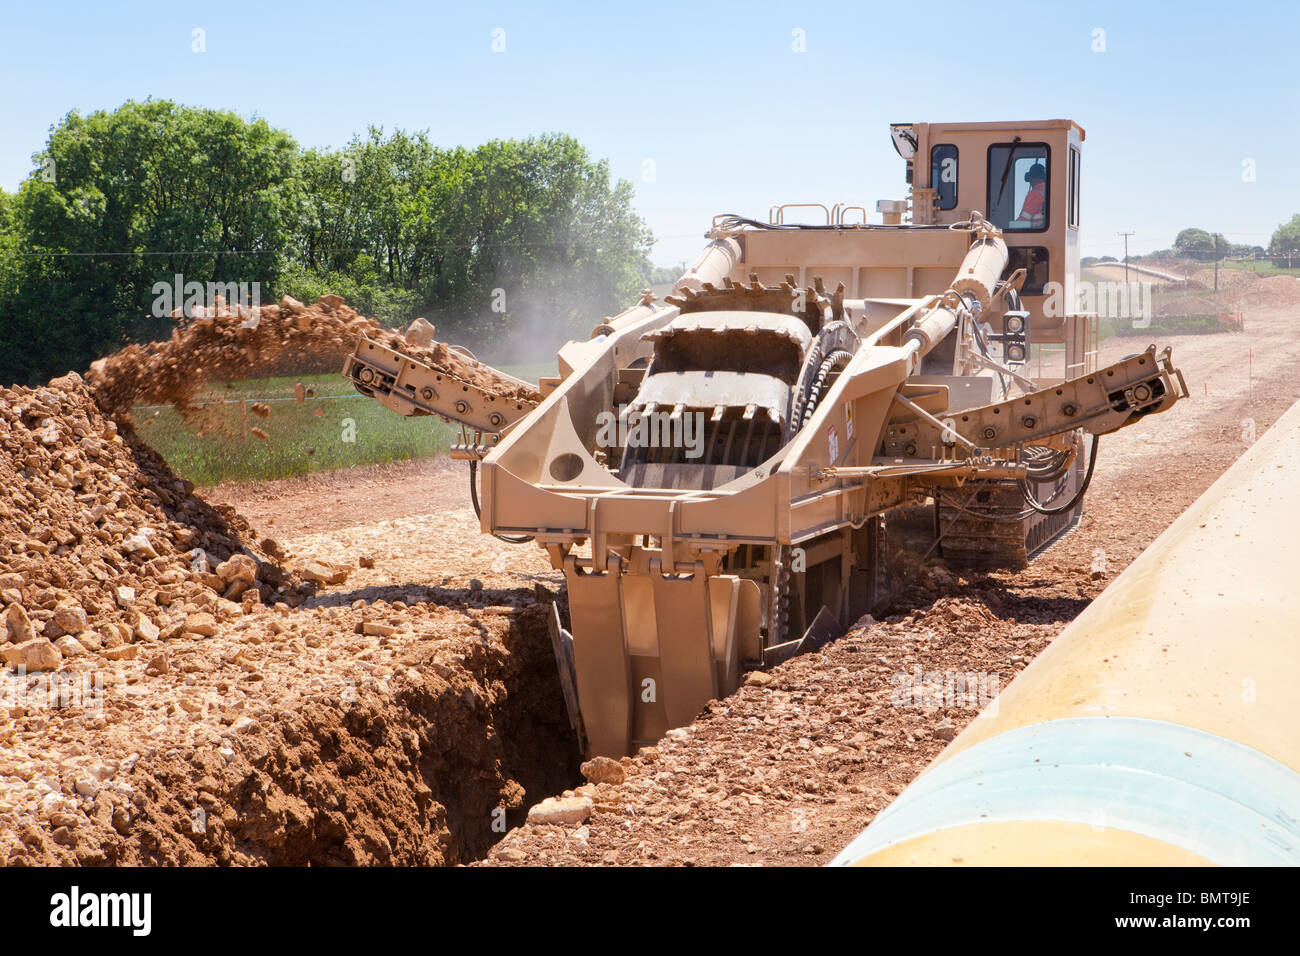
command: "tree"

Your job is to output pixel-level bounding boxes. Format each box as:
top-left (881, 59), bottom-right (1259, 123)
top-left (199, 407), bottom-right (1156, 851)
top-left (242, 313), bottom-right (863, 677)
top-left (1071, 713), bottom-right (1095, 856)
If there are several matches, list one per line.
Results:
top-left (294, 129), bottom-right (652, 347)
top-left (462, 135), bottom-right (653, 344)
top-left (1173, 228), bottom-right (1215, 261)
top-left (1, 104), bottom-right (655, 384)
top-left (2, 100), bottom-right (302, 384)
top-left (0, 190), bottom-right (20, 377)
top-left (1268, 214), bottom-right (1300, 264)
top-left (644, 263), bottom-right (687, 285)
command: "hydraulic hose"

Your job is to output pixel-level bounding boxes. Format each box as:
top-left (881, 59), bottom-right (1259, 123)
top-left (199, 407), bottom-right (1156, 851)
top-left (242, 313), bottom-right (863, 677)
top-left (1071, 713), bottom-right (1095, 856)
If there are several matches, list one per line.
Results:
top-left (468, 459), bottom-right (535, 544)
top-left (1018, 434), bottom-right (1100, 515)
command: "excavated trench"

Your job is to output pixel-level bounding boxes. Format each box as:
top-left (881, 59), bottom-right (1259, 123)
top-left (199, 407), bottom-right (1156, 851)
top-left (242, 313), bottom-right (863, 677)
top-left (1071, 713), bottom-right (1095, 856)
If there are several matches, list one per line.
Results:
top-left (0, 301), bottom-right (588, 867)
top-left (84, 605), bottom-right (584, 866)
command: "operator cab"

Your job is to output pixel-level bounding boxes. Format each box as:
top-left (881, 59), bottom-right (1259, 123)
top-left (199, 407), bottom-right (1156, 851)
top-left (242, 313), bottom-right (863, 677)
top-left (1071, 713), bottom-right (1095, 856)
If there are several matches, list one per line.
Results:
top-left (887, 119), bottom-right (1087, 375)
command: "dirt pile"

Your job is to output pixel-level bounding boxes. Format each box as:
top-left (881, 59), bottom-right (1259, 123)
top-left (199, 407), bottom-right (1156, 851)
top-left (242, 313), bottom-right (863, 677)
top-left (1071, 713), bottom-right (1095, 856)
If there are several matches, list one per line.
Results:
top-left (0, 371), bottom-right (299, 678)
top-left (1184, 270), bottom-right (1300, 309)
top-left (0, 291), bottom-right (565, 868)
top-left (0, 371), bottom-right (576, 865)
top-left (0, 588), bottom-right (579, 865)
top-left (1186, 268), bottom-right (1254, 293)
top-left (87, 294), bottom-right (539, 417)
top-left (1238, 274), bottom-right (1300, 310)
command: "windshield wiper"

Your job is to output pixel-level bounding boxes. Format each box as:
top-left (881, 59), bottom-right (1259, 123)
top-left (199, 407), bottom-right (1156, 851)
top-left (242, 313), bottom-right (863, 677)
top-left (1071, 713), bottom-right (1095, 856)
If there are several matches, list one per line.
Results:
top-left (994, 135), bottom-right (1023, 208)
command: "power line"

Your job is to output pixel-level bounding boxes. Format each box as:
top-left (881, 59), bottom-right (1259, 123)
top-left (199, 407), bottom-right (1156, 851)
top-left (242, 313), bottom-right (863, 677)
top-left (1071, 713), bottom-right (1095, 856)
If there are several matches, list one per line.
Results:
top-left (1117, 231), bottom-right (1135, 283)
top-left (4, 235), bottom-right (708, 260)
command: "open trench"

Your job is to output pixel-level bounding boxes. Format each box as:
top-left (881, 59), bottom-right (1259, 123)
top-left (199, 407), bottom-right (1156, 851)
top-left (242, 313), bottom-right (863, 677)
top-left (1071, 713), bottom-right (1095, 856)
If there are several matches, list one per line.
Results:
top-left (4, 574), bottom-right (583, 869)
top-left (0, 363), bottom-right (582, 866)
top-left (52, 601), bottom-right (585, 867)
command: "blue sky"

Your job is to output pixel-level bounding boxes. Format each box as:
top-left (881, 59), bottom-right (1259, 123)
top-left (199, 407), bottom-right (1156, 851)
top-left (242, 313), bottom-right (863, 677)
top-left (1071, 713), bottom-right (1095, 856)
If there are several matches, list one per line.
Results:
top-left (2, 0), bottom-right (1296, 264)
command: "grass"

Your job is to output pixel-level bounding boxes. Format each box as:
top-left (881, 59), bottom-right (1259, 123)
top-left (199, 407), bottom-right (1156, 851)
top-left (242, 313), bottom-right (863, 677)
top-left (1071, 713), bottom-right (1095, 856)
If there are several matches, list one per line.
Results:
top-left (1219, 260), bottom-right (1300, 277)
top-left (134, 361), bottom-right (553, 486)
top-left (1112, 314), bottom-right (1240, 337)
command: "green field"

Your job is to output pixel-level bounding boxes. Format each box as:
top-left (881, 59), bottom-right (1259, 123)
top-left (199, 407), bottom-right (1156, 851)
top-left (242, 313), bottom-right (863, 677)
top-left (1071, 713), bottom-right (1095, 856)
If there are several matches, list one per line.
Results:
top-left (1219, 259), bottom-right (1300, 277)
top-left (135, 361), bottom-right (554, 486)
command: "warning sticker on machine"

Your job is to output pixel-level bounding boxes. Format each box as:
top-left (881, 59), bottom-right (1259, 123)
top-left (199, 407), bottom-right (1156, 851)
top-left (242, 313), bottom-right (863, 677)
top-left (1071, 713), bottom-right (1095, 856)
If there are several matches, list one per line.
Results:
top-left (844, 401), bottom-right (855, 441)
top-left (828, 425), bottom-right (839, 464)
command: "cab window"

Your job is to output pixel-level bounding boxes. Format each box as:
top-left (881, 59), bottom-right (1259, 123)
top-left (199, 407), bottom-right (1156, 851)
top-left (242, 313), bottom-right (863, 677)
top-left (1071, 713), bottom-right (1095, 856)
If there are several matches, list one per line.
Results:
top-left (1068, 146), bottom-right (1080, 228)
top-left (1003, 246), bottom-right (1050, 296)
top-left (930, 144), bottom-right (958, 210)
top-left (987, 143), bottom-right (1049, 232)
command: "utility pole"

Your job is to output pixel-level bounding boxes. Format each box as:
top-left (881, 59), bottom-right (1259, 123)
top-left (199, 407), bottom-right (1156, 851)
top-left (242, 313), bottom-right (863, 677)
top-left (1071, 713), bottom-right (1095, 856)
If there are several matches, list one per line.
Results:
top-left (1118, 231), bottom-right (1135, 284)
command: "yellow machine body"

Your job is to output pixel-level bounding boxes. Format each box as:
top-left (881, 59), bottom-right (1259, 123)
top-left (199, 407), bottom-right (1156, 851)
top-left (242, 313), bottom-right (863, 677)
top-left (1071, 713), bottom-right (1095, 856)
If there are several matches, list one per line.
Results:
top-left (345, 120), bottom-right (1189, 758)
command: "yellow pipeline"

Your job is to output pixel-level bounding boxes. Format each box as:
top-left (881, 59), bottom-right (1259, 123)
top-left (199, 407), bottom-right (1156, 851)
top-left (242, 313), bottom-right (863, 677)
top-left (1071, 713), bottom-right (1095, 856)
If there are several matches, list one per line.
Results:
top-left (832, 400), bottom-right (1300, 866)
